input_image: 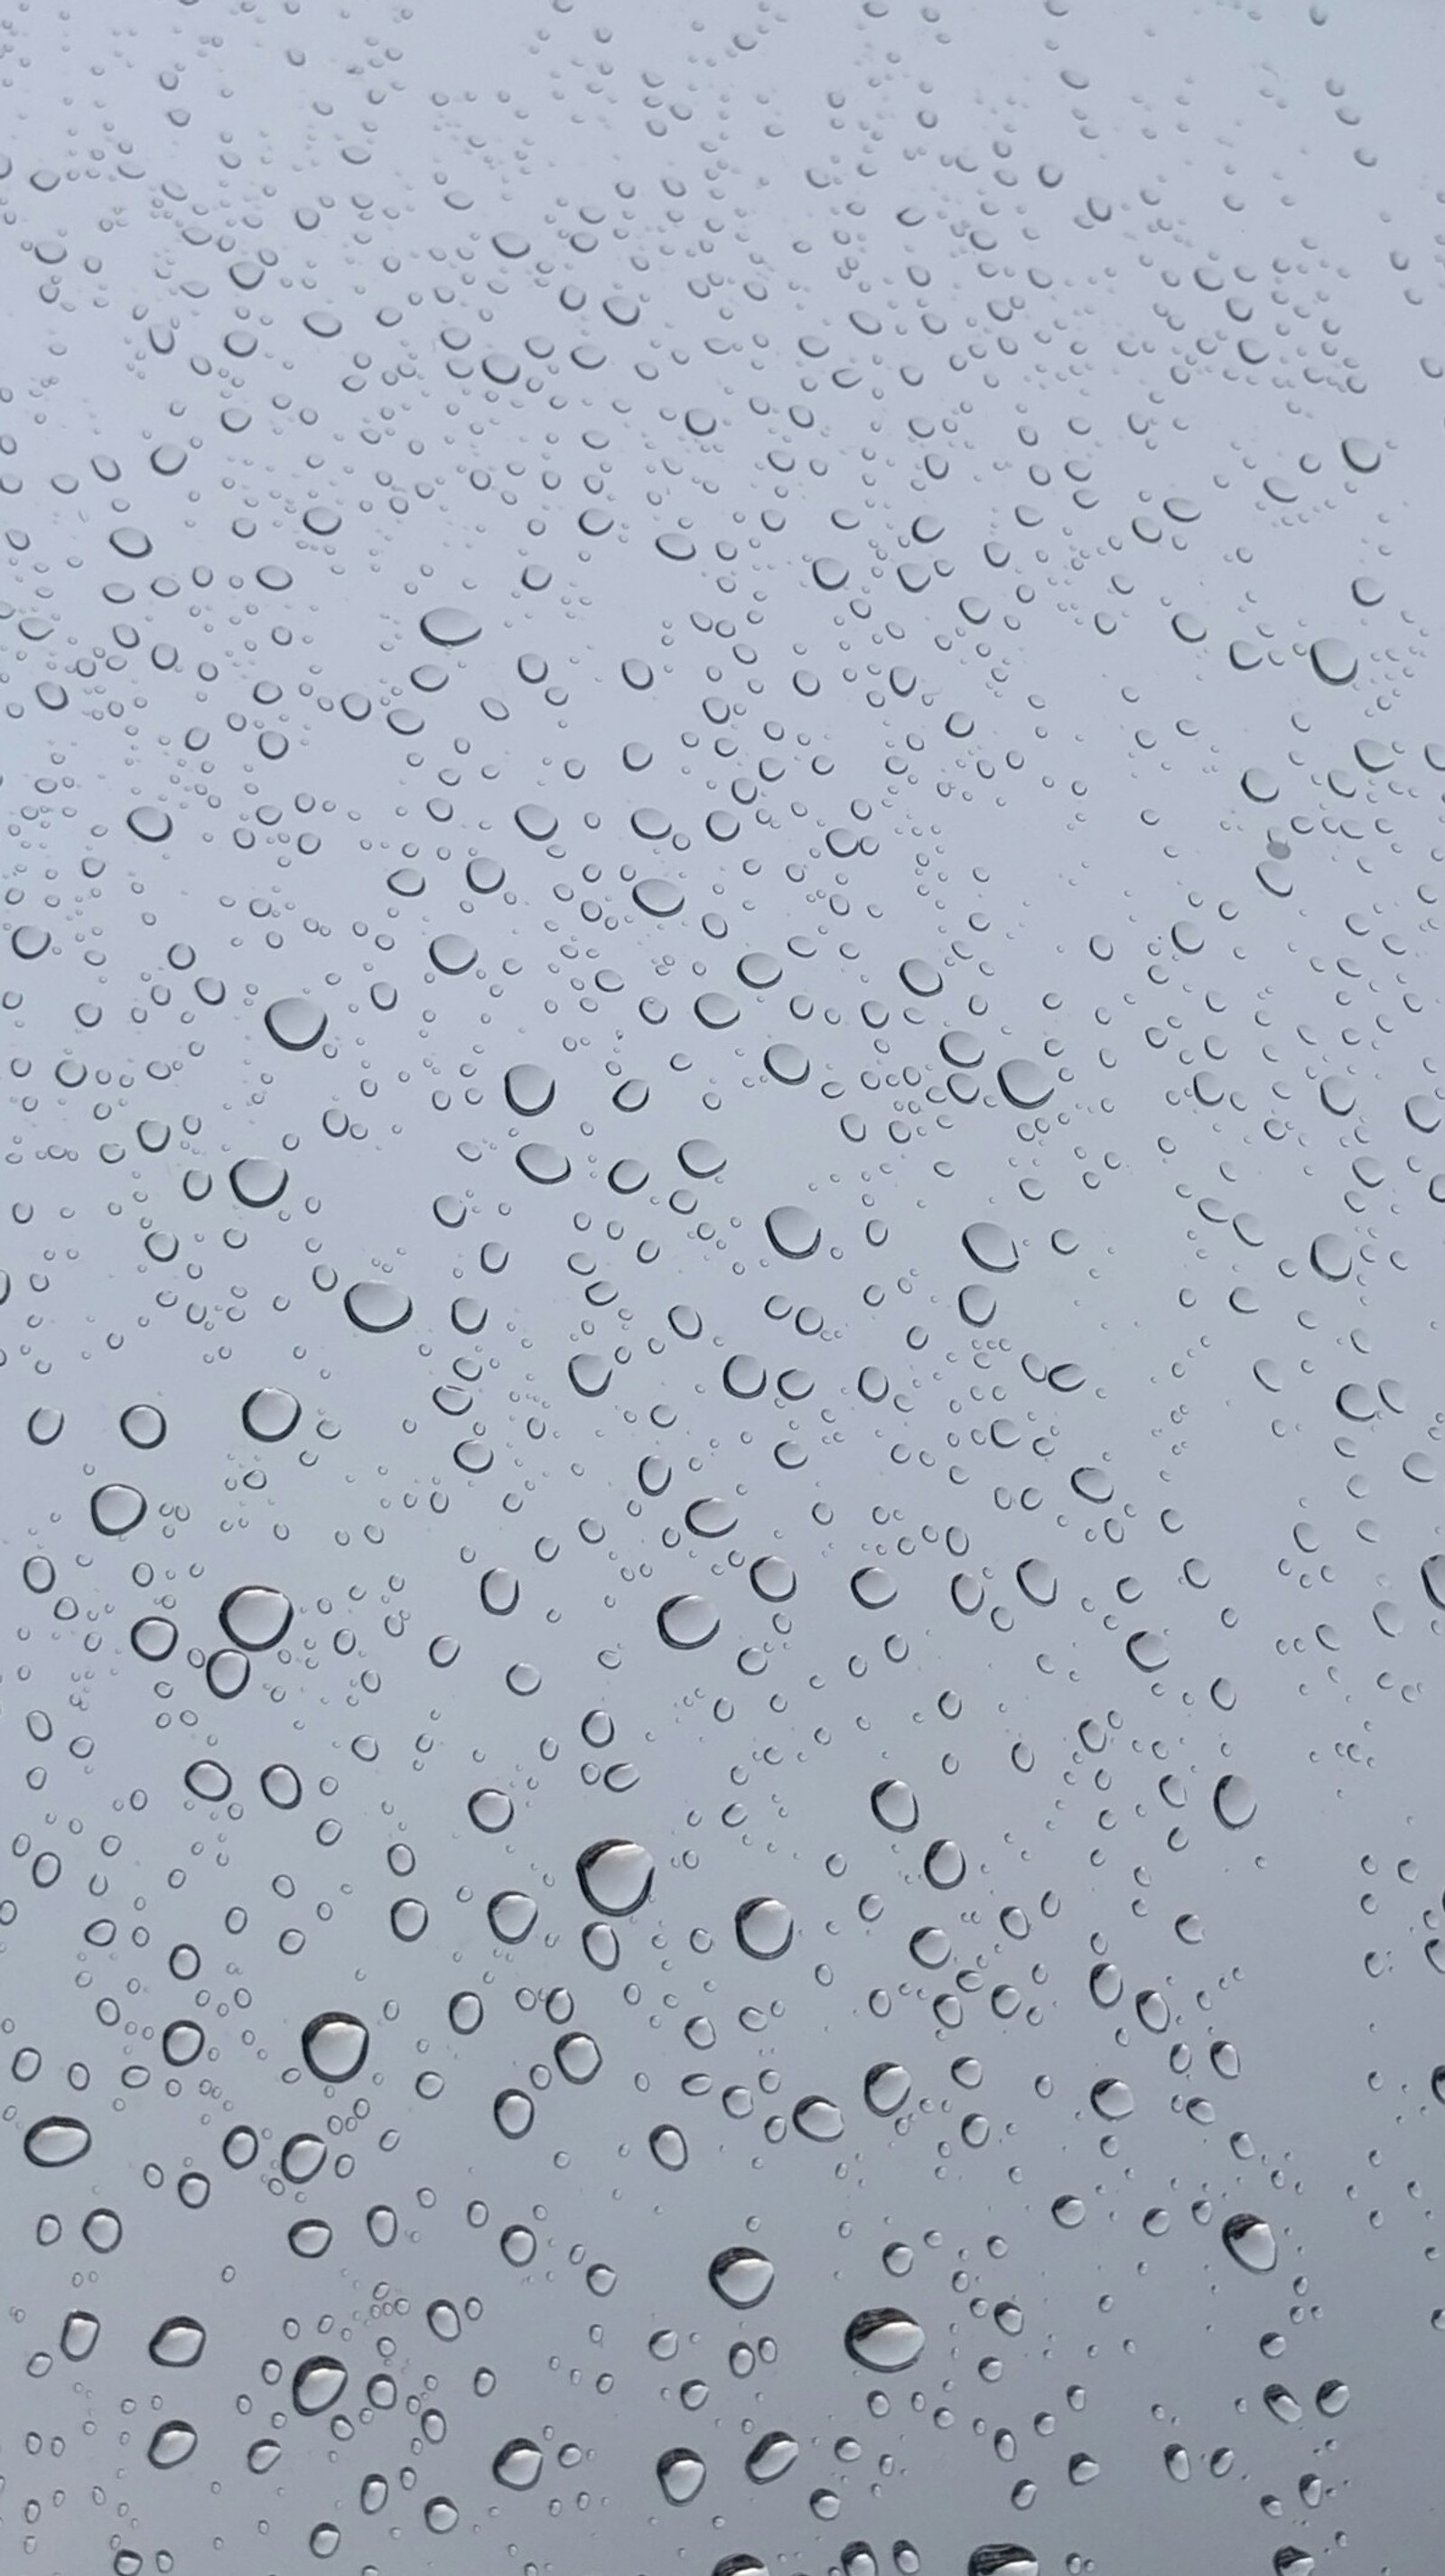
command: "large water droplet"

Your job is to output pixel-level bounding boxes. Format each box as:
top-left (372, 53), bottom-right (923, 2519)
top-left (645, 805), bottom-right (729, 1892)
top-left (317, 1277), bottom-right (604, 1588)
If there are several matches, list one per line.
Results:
top-left (577, 1839), bottom-right (655, 1916)
top-left (963, 1220), bottom-right (1018, 1274)
top-left (493, 2438), bottom-right (544, 2489)
top-left (736, 1896), bottom-right (794, 1959)
top-left (764, 1204), bottom-right (821, 1259)
top-left (91, 1483), bottom-right (145, 1536)
top-left (293, 2356), bottom-right (348, 2413)
top-left (344, 1280), bottom-right (412, 1333)
top-left (658, 1593), bottom-right (720, 1649)
top-left (657, 2447), bottom-right (707, 2503)
top-left (265, 995), bottom-right (327, 1050)
top-left (147, 2422), bottom-right (197, 2469)
top-left (1214, 1773), bottom-right (1256, 1828)
top-left (220, 1585), bottom-right (293, 1650)
top-left (709, 2246), bottom-right (775, 2308)
top-left (23, 2115), bottom-right (91, 2166)
top-left (301, 2013), bottom-right (369, 2082)
top-left (420, 605), bottom-right (480, 647)
top-left (1222, 2213), bottom-right (1277, 2273)
top-left (844, 2308), bottom-right (925, 2371)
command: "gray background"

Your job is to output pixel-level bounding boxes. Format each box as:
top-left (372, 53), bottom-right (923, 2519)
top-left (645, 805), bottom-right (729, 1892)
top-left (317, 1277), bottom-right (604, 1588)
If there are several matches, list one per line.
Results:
top-left (2, 1), bottom-right (1442, 2570)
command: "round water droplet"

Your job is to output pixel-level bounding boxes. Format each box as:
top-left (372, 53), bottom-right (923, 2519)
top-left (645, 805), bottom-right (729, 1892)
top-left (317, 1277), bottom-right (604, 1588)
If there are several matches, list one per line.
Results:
top-left (658, 1593), bottom-right (720, 1649)
top-left (1214, 1773), bottom-right (1256, 1828)
top-left (420, 606), bottom-right (481, 647)
top-left (1126, 1629), bottom-right (1169, 1673)
top-left (293, 2357), bottom-right (348, 2414)
top-left (764, 1204), bottom-right (821, 1259)
top-left (1310, 1232), bottom-right (1351, 1282)
top-left (1091, 2078), bottom-right (1134, 2120)
top-left (91, 1482), bottom-right (145, 1536)
top-left (872, 1778), bottom-right (918, 1832)
top-left (844, 2308), bottom-right (925, 2371)
top-left (963, 1220), bottom-right (1018, 1274)
top-left (489, 1890), bottom-right (538, 1943)
top-left (147, 2422), bottom-right (197, 2469)
top-left (229, 1157), bottom-right (287, 1208)
top-left (119, 1404), bottom-right (165, 1449)
top-left (344, 1280), bottom-right (412, 1332)
top-left (657, 2447), bottom-right (707, 2503)
top-left (265, 995), bottom-right (327, 1050)
top-left (736, 1896), bottom-right (794, 1959)
top-left (851, 1564), bottom-right (897, 1608)
top-left (634, 876), bottom-right (683, 917)
top-left (746, 2430), bottom-right (799, 2481)
top-left (504, 1061), bottom-right (555, 1115)
top-left (514, 802), bottom-right (558, 842)
top-left (517, 1140), bottom-right (571, 1184)
top-left (998, 1058), bottom-right (1053, 1108)
top-left (1310, 637), bottom-right (1356, 685)
top-left (864, 2063), bottom-right (911, 2115)
top-left (127, 806), bottom-right (172, 843)
top-left (301, 2013), bottom-right (368, 2082)
top-left (243, 1386), bottom-right (301, 1442)
top-left (493, 2438), bottom-right (543, 2489)
top-left (1222, 2213), bottom-right (1277, 2273)
top-left (23, 2115), bottom-right (90, 2167)
top-left (220, 1585), bottom-right (292, 1651)
top-left (793, 2095), bottom-right (844, 2142)
top-left (577, 1838), bottom-right (655, 1916)
top-left (709, 2246), bottom-right (775, 2309)
top-left (150, 2318), bottom-right (206, 2366)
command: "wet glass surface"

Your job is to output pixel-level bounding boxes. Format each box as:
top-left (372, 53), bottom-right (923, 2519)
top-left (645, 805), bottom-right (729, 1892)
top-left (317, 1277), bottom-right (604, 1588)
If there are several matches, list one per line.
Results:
top-left (3, 4), bottom-right (1440, 2571)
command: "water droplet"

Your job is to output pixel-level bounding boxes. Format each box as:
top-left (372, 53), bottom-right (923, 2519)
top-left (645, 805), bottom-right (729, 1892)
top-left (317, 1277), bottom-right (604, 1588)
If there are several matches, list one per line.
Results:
top-left (420, 606), bottom-right (480, 647)
top-left (301, 2013), bottom-right (368, 2082)
top-left (23, 2116), bottom-right (90, 2167)
top-left (844, 2308), bottom-right (925, 2371)
top-left (1214, 1773), bottom-right (1256, 1828)
top-left (505, 1061), bottom-right (555, 1115)
top-left (493, 2438), bottom-right (544, 2489)
top-left (1310, 637), bottom-right (1356, 685)
top-left (150, 2318), bottom-right (206, 2366)
top-left (293, 2357), bottom-right (348, 2414)
top-left (657, 2447), bottom-right (707, 2503)
top-left (148, 2422), bottom-right (198, 2469)
top-left (91, 1482), bottom-right (145, 1536)
top-left (343, 1280), bottom-right (412, 1332)
top-left (998, 1058), bottom-right (1053, 1108)
top-left (764, 1204), bottom-right (821, 1259)
top-left (709, 2246), bottom-right (775, 2308)
top-left (265, 995), bottom-right (327, 1050)
top-left (577, 1839), bottom-right (655, 1915)
top-left (963, 1220), bottom-right (1019, 1274)
top-left (242, 1386), bottom-right (301, 1442)
top-left (1222, 2213), bottom-right (1277, 2273)
top-left (229, 1156), bottom-right (287, 1209)
top-left (736, 1896), bottom-right (794, 1959)
top-left (658, 1593), bottom-right (721, 1649)
top-left (220, 1585), bottom-right (293, 1651)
